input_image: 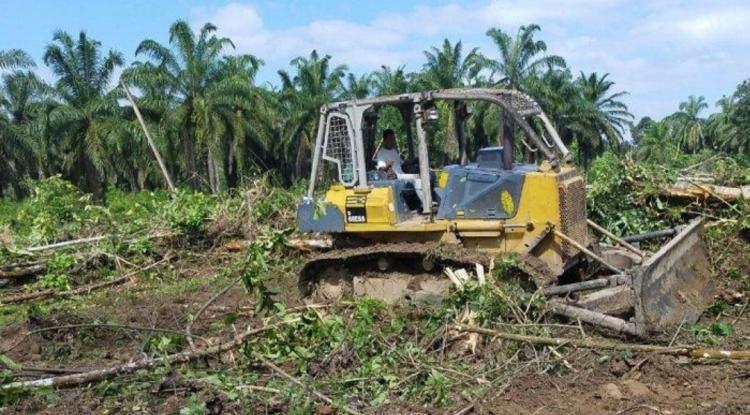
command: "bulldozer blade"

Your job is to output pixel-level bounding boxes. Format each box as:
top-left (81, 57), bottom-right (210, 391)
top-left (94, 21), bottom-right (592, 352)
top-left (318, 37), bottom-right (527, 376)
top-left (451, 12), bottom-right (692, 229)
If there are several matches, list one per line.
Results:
top-left (633, 218), bottom-right (713, 336)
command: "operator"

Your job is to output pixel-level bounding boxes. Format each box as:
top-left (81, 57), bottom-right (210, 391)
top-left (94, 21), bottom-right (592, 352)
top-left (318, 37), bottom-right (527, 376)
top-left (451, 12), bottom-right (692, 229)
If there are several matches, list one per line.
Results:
top-left (374, 129), bottom-right (404, 174)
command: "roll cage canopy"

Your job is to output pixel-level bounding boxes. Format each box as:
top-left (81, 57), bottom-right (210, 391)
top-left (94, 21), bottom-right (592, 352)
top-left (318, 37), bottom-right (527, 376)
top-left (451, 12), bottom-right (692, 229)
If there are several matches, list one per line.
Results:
top-left (306, 88), bottom-right (572, 213)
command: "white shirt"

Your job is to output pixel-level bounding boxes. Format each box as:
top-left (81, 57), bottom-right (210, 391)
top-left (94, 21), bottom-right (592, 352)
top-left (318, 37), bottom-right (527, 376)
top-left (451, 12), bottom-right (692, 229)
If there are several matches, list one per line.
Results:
top-left (375, 147), bottom-right (403, 174)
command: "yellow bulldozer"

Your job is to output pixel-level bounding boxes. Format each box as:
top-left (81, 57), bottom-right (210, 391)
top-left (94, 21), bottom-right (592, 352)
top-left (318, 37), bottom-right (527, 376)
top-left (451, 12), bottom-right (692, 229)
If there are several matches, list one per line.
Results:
top-left (296, 88), bottom-right (713, 337)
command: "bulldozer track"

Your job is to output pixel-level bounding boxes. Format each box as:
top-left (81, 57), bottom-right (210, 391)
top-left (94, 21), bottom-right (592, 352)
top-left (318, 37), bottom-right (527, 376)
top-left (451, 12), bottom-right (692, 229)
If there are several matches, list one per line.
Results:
top-left (298, 241), bottom-right (555, 299)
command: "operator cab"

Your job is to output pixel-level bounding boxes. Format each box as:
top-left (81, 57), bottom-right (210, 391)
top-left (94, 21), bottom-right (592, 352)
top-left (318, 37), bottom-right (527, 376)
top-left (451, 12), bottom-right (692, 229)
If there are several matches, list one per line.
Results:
top-left (297, 89), bottom-right (572, 232)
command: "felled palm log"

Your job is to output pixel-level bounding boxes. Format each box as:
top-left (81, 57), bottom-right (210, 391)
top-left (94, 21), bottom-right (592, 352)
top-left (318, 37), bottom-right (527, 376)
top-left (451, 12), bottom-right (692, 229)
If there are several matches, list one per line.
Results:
top-left (664, 179), bottom-right (750, 201)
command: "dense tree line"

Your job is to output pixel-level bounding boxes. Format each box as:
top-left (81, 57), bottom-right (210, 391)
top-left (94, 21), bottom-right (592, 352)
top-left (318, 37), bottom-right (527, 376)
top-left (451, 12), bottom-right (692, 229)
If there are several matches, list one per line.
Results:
top-left (1, 21), bottom-right (748, 199)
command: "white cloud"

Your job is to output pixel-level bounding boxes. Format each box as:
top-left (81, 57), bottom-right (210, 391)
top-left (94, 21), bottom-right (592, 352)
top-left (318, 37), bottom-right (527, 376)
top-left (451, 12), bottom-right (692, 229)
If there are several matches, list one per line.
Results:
top-left (634, 4), bottom-right (750, 46)
top-left (190, 1), bottom-right (750, 119)
top-left (191, 0), bottom-right (626, 70)
top-left (191, 3), bottom-right (407, 69)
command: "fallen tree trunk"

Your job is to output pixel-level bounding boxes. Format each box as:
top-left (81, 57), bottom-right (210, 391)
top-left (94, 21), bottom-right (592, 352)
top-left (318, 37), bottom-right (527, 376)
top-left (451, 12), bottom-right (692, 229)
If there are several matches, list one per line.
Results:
top-left (0, 264), bottom-right (45, 280)
top-left (1, 255), bottom-right (172, 304)
top-left (456, 324), bottom-right (750, 360)
top-left (664, 180), bottom-right (750, 202)
top-left (1, 260), bottom-right (45, 270)
top-left (549, 301), bottom-right (638, 336)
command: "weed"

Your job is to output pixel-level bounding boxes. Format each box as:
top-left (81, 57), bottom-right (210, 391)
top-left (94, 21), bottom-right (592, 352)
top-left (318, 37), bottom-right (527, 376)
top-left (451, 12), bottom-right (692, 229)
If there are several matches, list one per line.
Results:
top-left (142, 334), bottom-right (186, 356)
top-left (423, 369), bottom-right (450, 406)
top-left (238, 242), bottom-right (277, 314)
top-left (38, 253), bottom-right (75, 291)
top-left (687, 322), bottom-right (733, 344)
top-left (707, 300), bottom-right (730, 316)
top-left (180, 394), bottom-right (207, 415)
top-left (164, 189), bottom-right (216, 237)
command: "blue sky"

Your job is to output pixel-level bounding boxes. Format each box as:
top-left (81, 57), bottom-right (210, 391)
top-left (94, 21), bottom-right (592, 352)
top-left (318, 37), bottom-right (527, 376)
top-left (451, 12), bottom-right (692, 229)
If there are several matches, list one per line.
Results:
top-left (2, 0), bottom-right (749, 120)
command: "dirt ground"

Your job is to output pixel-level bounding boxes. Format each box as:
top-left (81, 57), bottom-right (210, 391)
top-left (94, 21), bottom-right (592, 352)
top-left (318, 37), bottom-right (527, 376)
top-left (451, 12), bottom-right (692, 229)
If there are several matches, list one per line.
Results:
top-left (1, 243), bottom-right (749, 414)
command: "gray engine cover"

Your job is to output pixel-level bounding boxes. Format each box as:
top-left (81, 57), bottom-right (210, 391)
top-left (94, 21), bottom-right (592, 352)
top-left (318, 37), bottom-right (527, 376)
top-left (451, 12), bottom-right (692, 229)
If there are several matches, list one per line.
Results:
top-left (436, 164), bottom-right (531, 220)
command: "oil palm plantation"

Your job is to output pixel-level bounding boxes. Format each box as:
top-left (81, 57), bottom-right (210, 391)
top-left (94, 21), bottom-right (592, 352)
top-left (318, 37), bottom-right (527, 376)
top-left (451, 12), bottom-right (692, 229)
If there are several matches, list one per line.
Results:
top-left (421, 39), bottom-right (483, 164)
top-left (43, 31), bottom-right (124, 198)
top-left (127, 20), bottom-right (262, 191)
top-left (277, 50), bottom-right (347, 178)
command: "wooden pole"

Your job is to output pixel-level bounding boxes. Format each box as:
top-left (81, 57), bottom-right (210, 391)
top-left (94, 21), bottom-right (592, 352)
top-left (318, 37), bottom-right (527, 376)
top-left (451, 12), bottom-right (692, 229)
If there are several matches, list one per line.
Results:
top-left (587, 219), bottom-right (644, 258)
top-left (120, 79), bottom-right (176, 192)
top-left (549, 301), bottom-right (638, 336)
top-left (541, 274), bottom-right (628, 296)
top-left (553, 228), bottom-right (623, 274)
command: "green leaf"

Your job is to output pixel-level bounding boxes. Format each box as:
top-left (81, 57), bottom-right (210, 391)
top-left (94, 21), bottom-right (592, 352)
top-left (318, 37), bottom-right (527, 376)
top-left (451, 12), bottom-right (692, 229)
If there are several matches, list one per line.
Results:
top-left (0, 354), bottom-right (21, 371)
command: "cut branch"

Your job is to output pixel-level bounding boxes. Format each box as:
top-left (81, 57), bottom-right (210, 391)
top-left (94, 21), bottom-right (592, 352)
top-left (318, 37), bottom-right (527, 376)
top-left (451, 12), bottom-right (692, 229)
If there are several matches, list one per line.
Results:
top-left (1, 318), bottom-right (298, 390)
top-left (0, 265), bottom-right (45, 280)
top-left (1, 255), bottom-right (172, 305)
top-left (456, 324), bottom-right (750, 360)
top-left (2, 323), bottom-right (205, 355)
top-left (254, 354), bottom-right (363, 415)
top-left (186, 275), bottom-right (242, 349)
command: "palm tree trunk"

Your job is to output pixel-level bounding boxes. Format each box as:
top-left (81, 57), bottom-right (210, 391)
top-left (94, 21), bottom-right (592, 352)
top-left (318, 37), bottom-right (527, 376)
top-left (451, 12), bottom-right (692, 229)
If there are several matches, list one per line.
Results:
top-left (207, 146), bottom-right (217, 193)
top-left (83, 152), bottom-right (103, 200)
top-left (295, 131), bottom-right (311, 179)
top-left (208, 143), bottom-right (226, 193)
top-left (182, 128), bottom-right (198, 189)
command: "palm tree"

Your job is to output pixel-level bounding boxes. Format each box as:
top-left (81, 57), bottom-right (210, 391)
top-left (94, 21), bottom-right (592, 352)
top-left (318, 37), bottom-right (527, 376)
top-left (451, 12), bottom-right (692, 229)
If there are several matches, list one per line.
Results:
top-left (421, 39), bottom-right (483, 164)
top-left (635, 121), bottom-right (678, 163)
top-left (342, 73), bottom-right (372, 99)
top-left (0, 49), bottom-right (34, 70)
top-left (722, 79), bottom-right (750, 156)
top-left (277, 50), bottom-right (347, 178)
top-left (127, 20), bottom-right (262, 191)
top-left (673, 95), bottom-right (708, 152)
top-left (372, 65), bottom-right (411, 96)
top-left (524, 68), bottom-right (579, 142)
top-left (486, 24), bottom-right (565, 90)
top-left (215, 54), bottom-right (273, 187)
top-left (0, 49), bottom-right (38, 197)
top-left (43, 31), bottom-right (124, 198)
top-left (1, 70), bottom-right (54, 180)
top-left (572, 72), bottom-right (633, 168)
top-left (485, 24), bottom-right (565, 164)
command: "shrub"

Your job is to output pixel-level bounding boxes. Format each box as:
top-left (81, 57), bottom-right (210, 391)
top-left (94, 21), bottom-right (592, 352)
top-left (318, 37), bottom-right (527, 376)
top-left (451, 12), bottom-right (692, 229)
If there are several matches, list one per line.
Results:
top-left (163, 189), bottom-right (216, 236)
top-left (14, 176), bottom-right (111, 243)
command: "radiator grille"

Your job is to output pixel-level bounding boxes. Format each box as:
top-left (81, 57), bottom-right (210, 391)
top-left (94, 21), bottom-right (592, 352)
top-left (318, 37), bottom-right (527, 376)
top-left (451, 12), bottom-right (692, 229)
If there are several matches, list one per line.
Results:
top-left (558, 175), bottom-right (588, 258)
top-left (323, 113), bottom-right (356, 186)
